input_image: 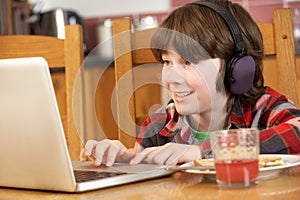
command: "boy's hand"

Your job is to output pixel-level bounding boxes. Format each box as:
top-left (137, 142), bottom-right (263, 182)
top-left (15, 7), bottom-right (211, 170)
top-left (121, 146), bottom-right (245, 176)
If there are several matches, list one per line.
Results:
top-left (80, 139), bottom-right (135, 166)
top-left (130, 143), bottom-right (202, 166)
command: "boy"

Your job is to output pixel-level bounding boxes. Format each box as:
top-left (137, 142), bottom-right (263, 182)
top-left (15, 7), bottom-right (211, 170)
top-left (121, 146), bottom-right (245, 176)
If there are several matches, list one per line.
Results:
top-left (81, 0), bottom-right (300, 166)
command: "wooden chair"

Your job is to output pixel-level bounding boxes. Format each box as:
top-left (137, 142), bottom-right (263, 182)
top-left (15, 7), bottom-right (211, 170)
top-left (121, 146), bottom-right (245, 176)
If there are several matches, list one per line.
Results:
top-left (112, 19), bottom-right (161, 148)
top-left (112, 8), bottom-right (299, 148)
top-left (258, 8), bottom-right (299, 108)
top-left (0, 25), bottom-right (84, 160)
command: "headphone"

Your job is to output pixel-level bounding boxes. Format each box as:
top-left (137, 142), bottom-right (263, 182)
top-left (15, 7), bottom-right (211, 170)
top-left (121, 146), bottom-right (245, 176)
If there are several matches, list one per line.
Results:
top-left (190, 1), bottom-right (255, 95)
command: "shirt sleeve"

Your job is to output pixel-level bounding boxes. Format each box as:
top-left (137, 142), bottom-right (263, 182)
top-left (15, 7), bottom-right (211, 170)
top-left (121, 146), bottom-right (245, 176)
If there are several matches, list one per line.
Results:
top-left (259, 108), bottom-right (300, 154)
top-left (135, 108), bottom-right (174, 150)
top-left (134, 101), bottom-right (182, 151)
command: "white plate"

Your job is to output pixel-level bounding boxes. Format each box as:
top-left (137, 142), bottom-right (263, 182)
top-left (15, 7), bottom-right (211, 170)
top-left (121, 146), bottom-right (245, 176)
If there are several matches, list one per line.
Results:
top-left (179, 154), bottom-right (300, 180)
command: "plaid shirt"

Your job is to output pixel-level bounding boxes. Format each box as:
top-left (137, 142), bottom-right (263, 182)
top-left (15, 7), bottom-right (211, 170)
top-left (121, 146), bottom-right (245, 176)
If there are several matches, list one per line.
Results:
top-left (135, 87), bottom-right (300, 155)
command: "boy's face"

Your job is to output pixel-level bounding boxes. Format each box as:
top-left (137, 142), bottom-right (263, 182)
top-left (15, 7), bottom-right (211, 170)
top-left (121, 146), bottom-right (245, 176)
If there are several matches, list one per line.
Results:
top-left (161, 49), bottom-right (226, 116)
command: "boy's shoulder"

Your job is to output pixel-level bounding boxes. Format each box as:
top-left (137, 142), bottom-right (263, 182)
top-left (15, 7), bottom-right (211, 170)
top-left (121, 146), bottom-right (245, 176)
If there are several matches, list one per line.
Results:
top-left (254, 86), bottom-right (295, 111)
top-left (264, 87), bottom-right (284, 98)
top-left (263, 86), bottom-right (291, 104)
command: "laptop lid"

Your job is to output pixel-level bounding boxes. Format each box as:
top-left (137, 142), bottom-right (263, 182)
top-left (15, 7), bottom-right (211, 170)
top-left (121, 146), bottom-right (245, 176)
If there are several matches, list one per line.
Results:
top-left (0, 57), bottom-right (77, 191)
top-left (0, 57), bottom-right (172, 193)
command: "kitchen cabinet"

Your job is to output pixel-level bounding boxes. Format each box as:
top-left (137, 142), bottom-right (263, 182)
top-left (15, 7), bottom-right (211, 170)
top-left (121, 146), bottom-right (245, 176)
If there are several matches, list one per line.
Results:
top-left (0, 0), bottom-right (31, 35)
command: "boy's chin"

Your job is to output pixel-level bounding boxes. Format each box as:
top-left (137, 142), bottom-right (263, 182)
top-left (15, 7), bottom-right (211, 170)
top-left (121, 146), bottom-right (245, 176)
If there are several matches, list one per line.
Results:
top-left (176, 107), bottom-right (198, 116)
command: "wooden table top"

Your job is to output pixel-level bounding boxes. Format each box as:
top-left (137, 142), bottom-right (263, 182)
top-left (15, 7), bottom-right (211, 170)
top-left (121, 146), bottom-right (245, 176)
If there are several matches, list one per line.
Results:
top-left (0, 169), bottom-right (299, 200)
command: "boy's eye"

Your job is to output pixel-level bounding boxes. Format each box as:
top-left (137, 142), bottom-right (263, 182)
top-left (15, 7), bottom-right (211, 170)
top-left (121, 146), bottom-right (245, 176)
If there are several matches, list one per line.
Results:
top-left (162, 60), bottom-right (171, 67)
top-left (184, 60), bottom-right (191, 66)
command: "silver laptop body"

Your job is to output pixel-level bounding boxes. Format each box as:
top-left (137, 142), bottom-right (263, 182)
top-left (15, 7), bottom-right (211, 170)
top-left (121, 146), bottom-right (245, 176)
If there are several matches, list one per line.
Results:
top-left (0, 57), bottom-right (172, 192)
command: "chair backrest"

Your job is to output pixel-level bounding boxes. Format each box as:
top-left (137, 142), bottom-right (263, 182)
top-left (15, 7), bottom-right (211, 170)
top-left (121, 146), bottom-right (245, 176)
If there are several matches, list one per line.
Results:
top-left (258, 8), bottom-right (298, 107)
top-left (0, 25), bottom-right (84, 160)
top-left (112, 8), bottom-right (298, 148)
top-left (112, 19), bottom-right (160, 148)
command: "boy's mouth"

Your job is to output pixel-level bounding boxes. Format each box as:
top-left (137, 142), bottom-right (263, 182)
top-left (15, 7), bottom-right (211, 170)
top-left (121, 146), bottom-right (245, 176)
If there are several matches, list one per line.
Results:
top-left (174, 91), bottom-right (193, 97)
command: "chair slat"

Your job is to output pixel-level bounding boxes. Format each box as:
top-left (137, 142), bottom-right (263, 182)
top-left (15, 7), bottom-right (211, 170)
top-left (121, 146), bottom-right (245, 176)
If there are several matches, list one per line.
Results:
top-left (0, 25), bottom-right (84, 159)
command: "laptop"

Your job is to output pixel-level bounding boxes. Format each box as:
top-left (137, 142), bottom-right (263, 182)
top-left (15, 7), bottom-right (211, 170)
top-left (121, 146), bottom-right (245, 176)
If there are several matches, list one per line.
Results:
top-left (0, 57), bottom-right (172, 192)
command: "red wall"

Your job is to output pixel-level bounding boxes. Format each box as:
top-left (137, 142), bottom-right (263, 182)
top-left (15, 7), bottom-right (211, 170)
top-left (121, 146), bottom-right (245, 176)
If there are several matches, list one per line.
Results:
top-left (85, 0), bottom-right (300, 53)
top-left (171, 0), bottom-right (300, 22)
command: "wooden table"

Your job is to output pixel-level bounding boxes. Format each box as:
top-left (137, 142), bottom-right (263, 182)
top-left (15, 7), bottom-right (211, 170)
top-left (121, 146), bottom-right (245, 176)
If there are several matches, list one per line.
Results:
top-left (0, 169), bottom-right (299, 200)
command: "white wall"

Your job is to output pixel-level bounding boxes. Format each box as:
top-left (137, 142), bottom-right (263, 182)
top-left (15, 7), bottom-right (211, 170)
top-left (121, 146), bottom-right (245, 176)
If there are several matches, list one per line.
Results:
top-left (29, 0), bottom-right (171, 18)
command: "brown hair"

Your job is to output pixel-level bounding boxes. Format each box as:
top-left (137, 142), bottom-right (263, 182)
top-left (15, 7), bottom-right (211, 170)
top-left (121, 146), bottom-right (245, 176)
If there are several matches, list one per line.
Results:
top-left (151, 0), bottom-right (265, 104)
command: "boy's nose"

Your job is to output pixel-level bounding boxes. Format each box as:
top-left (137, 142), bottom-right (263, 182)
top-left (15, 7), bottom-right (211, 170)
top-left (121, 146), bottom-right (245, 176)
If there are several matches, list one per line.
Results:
top-left (164, 66), bottom-right (186, 84)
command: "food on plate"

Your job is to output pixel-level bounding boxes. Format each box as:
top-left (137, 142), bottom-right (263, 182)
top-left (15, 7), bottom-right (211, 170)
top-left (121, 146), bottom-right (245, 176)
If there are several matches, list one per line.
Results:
top-left (194, 158), bottom-right (214, 167)
top-left (259, 156), bottom-right (284, 167)
top-left (194, 155), bottom-right (285, 168)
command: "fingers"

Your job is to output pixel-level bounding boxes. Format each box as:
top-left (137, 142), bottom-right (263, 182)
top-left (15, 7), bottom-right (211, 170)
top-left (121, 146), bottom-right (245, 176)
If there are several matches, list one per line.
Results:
top-left (130, 147), bottom-right (158, 165)
top-left (79, 148), bottom-right (88, 161)
top-left (116, 149), bottom-right (136, 163)
top-left (92, 140), bottom-right (109, 166)
top-left (130, 143), bottom-right (199, 166)
top-left (164, 152), bottom-right (182, 166)
top-left (143, 145), bottom-right (181, 165)
top-left (80, 139), bottom-right (127, 167)
top-left (164, 144), bottom-right (191, 165)
top-left (165, 145), bottom-right (201, 165)
top-left (84, 139), bottom-right (98, 157)
top-left (130, 147), bottom-right (176, 165)
top-left (145, 148), bottom-right (169, 165)
top-left (104, 143), bottom-right (121, 166)
top-left (80, 140), bottom-right (202, 167)
top-left (79, 139), bottom-right (98, 161)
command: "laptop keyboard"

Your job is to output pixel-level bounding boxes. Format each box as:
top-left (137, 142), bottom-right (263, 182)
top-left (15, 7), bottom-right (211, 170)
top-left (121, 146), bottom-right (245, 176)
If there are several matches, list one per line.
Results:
top-left (74, 170), bottom-right (127, 183)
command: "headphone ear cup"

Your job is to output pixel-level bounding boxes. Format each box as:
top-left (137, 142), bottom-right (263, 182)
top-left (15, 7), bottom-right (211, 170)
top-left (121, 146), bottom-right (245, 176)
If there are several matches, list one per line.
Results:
top-left (226, 56), bottom-right (256, 95)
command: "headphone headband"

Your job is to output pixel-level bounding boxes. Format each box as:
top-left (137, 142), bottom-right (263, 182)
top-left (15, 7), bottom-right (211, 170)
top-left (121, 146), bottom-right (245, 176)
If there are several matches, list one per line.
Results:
top-left (188, 1), bottom-right (256, 95)
top-left (190, 1), bottom-right (246, 54)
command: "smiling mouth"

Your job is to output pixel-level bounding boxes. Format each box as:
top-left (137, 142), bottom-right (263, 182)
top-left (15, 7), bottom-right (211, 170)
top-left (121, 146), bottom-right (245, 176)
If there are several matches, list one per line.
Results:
top-left (175, 91), bottom-right (193, 97)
